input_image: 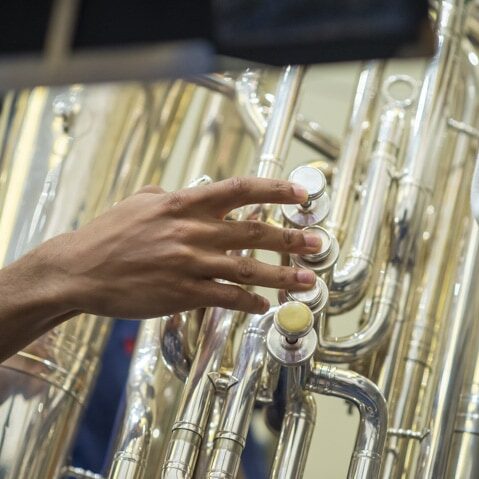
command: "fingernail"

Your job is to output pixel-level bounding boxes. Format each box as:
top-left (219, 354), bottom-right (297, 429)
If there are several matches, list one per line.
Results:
top-left (260, 296), bottom-right (270, 312)
top-left (296, 269), bottom-right (316, 284)
top-left (304, 233), bottom-right (322, 249)
top-left (292, 183), bottom-right (308, 202)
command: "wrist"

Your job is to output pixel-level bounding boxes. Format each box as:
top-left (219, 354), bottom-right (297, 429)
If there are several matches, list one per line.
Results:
top-left (18, 233), bottom-right (79, 318)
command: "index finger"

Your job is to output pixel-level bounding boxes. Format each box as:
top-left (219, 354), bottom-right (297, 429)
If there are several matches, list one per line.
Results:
top-left (186, 177), bottom-right (309, 215)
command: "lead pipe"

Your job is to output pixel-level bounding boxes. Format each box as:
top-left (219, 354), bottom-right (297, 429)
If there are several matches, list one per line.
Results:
top-left (306, 363), bottom-right (388, 479)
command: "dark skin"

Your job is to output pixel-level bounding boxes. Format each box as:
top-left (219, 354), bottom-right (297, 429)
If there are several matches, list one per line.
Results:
top-left (0, 177), bottom-right (321, 362)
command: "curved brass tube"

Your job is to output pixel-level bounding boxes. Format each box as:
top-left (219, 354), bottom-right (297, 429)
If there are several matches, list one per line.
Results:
top-left (306, 363), bottom-right (388, 479)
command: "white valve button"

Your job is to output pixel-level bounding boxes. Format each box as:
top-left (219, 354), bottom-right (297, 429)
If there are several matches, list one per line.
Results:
top-left (288, 166), bottom-right (326, 202)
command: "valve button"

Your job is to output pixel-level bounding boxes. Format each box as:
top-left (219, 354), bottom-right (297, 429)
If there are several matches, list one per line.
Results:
top-left (276, 301), bottom-right (313, 337)
top-left (288, 166), bottom-right (326, 202)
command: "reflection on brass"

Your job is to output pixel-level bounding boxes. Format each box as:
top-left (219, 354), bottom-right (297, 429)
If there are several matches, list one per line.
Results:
top-left (2, 2), bottom-right (479, 478)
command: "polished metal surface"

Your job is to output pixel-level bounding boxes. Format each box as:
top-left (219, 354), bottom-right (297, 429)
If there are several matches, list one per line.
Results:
top-left (0, 81), bottom-right (194, 479)
top-left (306, 363), bottom-right (388, 479)
top-left (2, 1), bottom-right (479, 477)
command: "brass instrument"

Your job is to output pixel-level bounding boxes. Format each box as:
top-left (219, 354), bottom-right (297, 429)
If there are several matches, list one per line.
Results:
top-left (2, 0), bottom-right (479, 478)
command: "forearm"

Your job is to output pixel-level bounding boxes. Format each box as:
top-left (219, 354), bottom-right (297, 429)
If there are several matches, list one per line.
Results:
top-left (0, 237), bottom-right (77, 363)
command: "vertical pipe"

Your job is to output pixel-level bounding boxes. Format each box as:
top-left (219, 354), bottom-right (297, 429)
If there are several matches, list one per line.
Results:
top-left (414, 221), bottom-right (479, 478)
top-left (269, 392), bottom-right (316, 479)
top-left (161, 66), bottom-right (305, 479)
top-left (206, 309), bottom-right (276, 478)
top-left (325, 62), bottom-right (384, 241)
top-left (446, 306), bottom-right (479, 478)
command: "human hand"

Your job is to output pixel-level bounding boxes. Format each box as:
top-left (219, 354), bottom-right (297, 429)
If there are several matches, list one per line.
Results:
top-left (40, 177), bottom-right (322, 318)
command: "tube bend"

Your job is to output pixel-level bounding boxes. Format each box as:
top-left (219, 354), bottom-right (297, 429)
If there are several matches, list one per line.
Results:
top-left (306, 363), bottom-right (388, 479)
top-left (319, 263), bottom-right (400, 363)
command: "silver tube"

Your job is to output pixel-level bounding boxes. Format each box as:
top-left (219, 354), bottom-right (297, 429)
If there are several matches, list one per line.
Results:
top-left (256, 66), bottom-right (305, 179)
top-left (390, 0), bottom-right (463, 266)
top-left (380, 56), bottom-right (475, 479)
top-left (206, 309), bottom-right (276, 478)
top-left (162, 65), bottom-right (304, 479)
top-left (196, 70), bottom-right (340, 159)
top-left (107, 319), bottom-right (184, 479)
top-left (292, 115), bottom-right (340, 159)
top-left (162, 308), bottom-right (238, 479)
top-left (306, 363), bottom-right (388, 479)
top-left (325, 62), bottom-right (385, 241)
top-left (328, 105), bottom-right (405, 314)
top-left (269, 392), bottom-right (316, 479)
top-left (319, 262), bottom-right (400, 363)
top-left (446, 309), bottom-right (479, 477)
top-left (414, 221), bottom-right (479, 478)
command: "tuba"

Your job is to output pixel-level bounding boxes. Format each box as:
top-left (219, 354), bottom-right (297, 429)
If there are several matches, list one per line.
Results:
top-left (1, 0), bottom-right (479, 478)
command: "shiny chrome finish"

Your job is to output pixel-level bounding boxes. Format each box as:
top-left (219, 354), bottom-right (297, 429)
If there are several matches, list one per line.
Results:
top-left (328, 104), bottom-right (405, 314)
top-left (270, 389), bottom-right (316, 479)
top-left (326, 62), bottom-right (385, 240)
top-left (0, 81), bottom-right (193, 479)
top-left (446, 303), bottom-right (479, 478)
top-left (162, 66), bottom-right (304, 479)
top-left (206, 309), bottom-right (276, 478)
top-left (414, 221), bottom-right (479, 478)
top-left (306, 363), bottom-right (388, 479)
top-left (107, 318), bottom-right (185, 479)
top-left (195, 71), bottom-right (341, 159)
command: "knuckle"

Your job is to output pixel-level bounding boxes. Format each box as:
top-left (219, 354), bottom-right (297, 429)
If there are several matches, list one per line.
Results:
top-left (282, 228), bottom-right (304, 249)
top-left (173, 244), bottom-right (195, 264)
top-left (247, 221), bottom-right (264, 241)
top-left (229, 176), bottom-right (250, 196)
top-left (237, 258), bottom-right (257, 280)
top-left (272, 180), bottom-right (293, 197)
top-left (166, 191), bottom-right (186, 212)
top-left (277, 266), bottom-right (290, 284)
top-left (222, 286), bottom-right (242, 305)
